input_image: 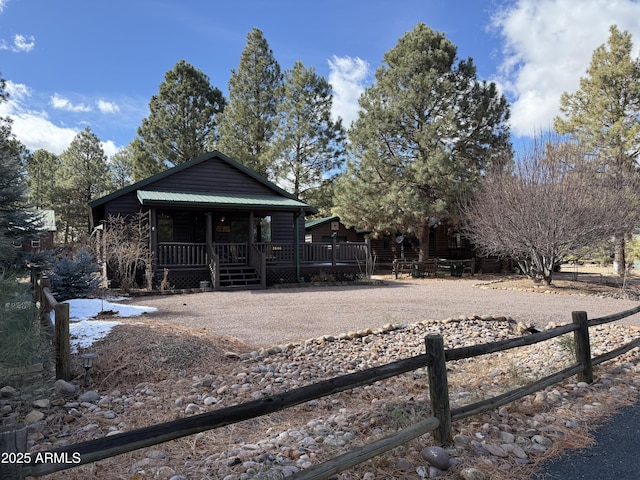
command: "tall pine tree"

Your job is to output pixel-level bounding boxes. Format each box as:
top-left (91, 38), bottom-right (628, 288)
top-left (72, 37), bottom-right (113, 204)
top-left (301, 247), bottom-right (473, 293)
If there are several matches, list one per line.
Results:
top-left (0, 76), bottom-right (39, 269)
top-left (333, 23), bottom-right (511, 260)
top-left (217, 28), bottom-right (283, 178)
top-left (135, 60), bottom-right (226, 174)
top-left (554, 25), bottom-right (640, 275)
top-left (25, 149), bottom-right (60, 209)
top-left (273, 61), bottom-right (346, 203)
top-left (108, 144), bottom-right (135, 190)
top-left (57, 126), bottom-right (109, 243)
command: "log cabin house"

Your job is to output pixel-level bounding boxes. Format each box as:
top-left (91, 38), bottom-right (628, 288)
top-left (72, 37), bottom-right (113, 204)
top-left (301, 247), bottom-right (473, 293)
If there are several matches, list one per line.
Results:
top-left (89, 151), bottom-right (368, 290)
top-left (21, 210), bottom-right (57, 253)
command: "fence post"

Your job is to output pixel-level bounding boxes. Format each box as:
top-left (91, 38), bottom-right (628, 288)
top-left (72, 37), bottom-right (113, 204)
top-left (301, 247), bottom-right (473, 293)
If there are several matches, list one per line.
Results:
top-left (572, 311), bottom-right (593, 384)
top-left (426, 334), bottom-right (452, 445)
top-left (38, 276), bottom-right (50, 322)
top-left (0, 426), bottom-right (28, 480)
top-left (55, 302), bottom-right (71, 380)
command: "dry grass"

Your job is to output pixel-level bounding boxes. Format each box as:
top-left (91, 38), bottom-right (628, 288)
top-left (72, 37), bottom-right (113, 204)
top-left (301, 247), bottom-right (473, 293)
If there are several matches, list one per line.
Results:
top-left (74, 316), bottom-right (253, 390)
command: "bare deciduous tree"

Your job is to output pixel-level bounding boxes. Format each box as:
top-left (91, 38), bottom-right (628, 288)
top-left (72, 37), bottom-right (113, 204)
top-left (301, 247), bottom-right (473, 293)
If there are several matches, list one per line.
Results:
top-left (462, 137), bottom-right (640, 285)
top-left (102, 212), bottom-right (152, 291)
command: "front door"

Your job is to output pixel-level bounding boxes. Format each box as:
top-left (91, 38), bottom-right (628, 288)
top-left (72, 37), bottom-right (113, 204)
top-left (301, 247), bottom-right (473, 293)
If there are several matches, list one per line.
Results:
top-left (214, 214), bottom-right (249, 243)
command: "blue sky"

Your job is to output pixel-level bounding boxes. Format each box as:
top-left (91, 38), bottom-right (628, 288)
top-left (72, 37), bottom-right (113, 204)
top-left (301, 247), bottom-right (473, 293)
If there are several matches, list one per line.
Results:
top-left (2, 0), bottom-right (640, 158)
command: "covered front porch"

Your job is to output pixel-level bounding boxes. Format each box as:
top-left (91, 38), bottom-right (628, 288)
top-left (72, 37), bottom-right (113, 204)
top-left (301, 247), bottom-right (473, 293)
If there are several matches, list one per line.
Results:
top-left (155, 240), bottom-right (369, 288)
top-left (146, 198), bottom-right (368, 289)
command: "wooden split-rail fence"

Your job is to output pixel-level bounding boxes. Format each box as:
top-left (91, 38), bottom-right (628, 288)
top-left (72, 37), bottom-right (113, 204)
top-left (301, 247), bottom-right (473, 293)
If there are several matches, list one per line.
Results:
top-left (32, 275), bottom-right (71, 382)
top-left (2, 303), bottom-right (640, 479)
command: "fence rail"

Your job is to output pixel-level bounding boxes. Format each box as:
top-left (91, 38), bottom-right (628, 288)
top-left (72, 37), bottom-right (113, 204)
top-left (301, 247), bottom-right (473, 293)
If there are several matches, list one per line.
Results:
top-left (4, 303), bottom-right (640, 479)
top-left (33, 276), bottom-right (70, 381)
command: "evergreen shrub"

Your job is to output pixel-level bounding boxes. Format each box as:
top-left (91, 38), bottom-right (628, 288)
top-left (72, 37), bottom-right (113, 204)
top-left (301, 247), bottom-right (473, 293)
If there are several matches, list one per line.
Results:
top-left (50, 249), bottom-right (100, 301)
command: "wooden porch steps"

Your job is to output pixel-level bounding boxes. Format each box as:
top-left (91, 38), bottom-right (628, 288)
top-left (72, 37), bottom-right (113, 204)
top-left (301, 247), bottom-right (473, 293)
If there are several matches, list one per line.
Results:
top-left (219, 266), bottom-right (262, 289)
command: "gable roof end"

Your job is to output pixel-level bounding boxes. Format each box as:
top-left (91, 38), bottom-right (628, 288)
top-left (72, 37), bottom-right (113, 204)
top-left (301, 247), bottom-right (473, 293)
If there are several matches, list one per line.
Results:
top-left (88, 150), bottom-right (317, 213)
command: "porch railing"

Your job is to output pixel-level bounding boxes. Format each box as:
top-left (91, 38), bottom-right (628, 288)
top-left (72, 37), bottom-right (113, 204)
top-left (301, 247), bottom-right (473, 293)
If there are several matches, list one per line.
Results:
top-left (158, 242), bottom-right (368, 267)
top-left (255, 243), bottom-right (295, 264)
top-left (213, 243), bottom-right (247, 266)
top-left (249, 245), bottom-right (267, 289)
top-left (255, 242), bottom-right (368, 265)
top-left (157, 242), bottom-right (208, 267)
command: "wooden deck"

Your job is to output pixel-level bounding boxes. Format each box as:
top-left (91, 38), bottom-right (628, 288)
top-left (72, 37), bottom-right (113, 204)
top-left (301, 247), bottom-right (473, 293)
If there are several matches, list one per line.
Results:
top-left (154, 241), bottom-right (369, 289)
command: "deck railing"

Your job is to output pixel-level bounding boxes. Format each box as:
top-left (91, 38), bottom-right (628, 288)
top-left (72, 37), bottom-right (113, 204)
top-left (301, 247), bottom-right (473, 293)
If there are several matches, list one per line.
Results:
top-left (249, 245), bottom-right (267, 289)
top-left (255, 242), bottom-right (369, 265)
top-left (157, 242), bottom-right (208, 267)
top-left (158, 242), bottom-right (369, 268)
top-left (255, 243), bottom-right (295, 264)
top-left (213, 242), bottom-right (247, 266)
top-left (302, 242), bottom-right (368, 264)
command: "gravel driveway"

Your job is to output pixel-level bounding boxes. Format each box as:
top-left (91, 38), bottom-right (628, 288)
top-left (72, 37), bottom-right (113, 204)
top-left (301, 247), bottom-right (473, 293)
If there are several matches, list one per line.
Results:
top-left (121, 277), bottom-right (640, 347)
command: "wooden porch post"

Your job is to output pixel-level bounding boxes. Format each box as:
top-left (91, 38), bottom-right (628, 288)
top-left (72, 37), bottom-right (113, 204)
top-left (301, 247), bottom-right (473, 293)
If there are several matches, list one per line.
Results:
top-left (150, 208), bottom-right (158, 281)
top-left (332, 233), bottom-right (337, 266)
top-left (205, 212), bottom-right (214, 259)
top-left (247, 211), bottom-right (254, 265)
top-left (295, 209), bottom-right (302, 282)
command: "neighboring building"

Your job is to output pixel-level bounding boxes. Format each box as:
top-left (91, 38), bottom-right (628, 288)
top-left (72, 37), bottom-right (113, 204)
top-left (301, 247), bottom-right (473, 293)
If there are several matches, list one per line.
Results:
top-left (304, 216), bottom-right (368, 243)
top-left (366, 221), bottom-right (474, 269)
top-left (89, 151), bottom-right (368, 290)
top-left (304, 216), bottom-right (486, 273)
top-left (20, 210), bottom-right (57, 253)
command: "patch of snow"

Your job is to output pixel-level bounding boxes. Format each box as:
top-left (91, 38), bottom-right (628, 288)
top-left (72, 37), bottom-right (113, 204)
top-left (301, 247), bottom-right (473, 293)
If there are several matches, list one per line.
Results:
top-left (51, 297), bottom-right (157, 353)
top-left (70, 320), bottom-right (122, 353)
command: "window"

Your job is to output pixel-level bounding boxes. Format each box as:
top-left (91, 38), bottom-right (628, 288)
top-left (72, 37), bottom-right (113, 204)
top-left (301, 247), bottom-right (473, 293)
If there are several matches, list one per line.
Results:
top-left (193, 215), bottom-right (206, 243)
top-left (254, 216), bottom-right (271, 242)
top-left (157, 213), bottom-right (174, 242)
top-left (31, 239), bottom-right (41, 249)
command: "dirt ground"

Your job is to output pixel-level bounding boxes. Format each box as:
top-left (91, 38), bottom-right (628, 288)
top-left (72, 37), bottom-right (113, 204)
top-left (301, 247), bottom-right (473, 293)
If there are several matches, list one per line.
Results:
top-left (115, 268), bottom-right (640, 347)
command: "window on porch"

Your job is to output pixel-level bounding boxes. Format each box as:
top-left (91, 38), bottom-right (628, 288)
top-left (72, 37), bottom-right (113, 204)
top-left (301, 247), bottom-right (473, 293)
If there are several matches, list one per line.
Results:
top-left (254, 215), bottom-right (271, 242)
top-left (157, 213), bottom-right (173, 242)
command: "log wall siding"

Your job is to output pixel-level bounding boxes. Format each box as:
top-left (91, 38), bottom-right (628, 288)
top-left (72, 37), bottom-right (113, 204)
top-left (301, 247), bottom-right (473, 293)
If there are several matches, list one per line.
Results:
top-left (270, 212), bottom-right (297, 244)
top-left (103, 191), bottom-right (141, 219)
top-left (148, 159), bottom-right (276, 196)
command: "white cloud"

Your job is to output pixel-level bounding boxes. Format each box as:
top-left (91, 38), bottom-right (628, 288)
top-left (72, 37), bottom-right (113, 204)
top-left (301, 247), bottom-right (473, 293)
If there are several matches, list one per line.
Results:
top-left (101, 139), bottom-right (119, 158)
top-left (328, 55), bottom-right (370, 128)
top-left (50, 93), bottom-right (92, 112)
top-left (1, 82), bottom-right (78, 154)
top-left (0, 0), bottom-right (7, 14)
top-left (2, 82), bottom-right (124, 155)
top-left (13, 34), bottom-right (35, 52)
top-left (97, 99), bottom-right (120, 114)
top-left (0, 33), bottom-right (35, 52)
top-left (491, 0), bottom-right (640, 137)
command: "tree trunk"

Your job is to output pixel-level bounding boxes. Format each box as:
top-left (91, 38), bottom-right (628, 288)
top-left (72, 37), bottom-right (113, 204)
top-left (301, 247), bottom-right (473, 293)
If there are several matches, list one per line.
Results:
top-left (613, 235), bottom-right (626, 276)
top-left (418, 218), bottom-right (430, 262)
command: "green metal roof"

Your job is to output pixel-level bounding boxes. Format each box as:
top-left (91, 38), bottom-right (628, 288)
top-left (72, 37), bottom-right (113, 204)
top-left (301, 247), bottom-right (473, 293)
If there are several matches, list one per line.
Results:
top-left (26, 209), bottom-right (57, 231)
top-left (137, 190), bottom-right (311, 210)
top-left (305, 215), bottom-right (371, 235)
top-left (305, 216), bottom-right (338, 229)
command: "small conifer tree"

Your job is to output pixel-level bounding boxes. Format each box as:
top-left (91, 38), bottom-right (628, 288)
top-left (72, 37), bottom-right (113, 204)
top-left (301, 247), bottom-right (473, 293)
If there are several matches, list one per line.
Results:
top-left (50, 249), bottom-right (100, 301)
